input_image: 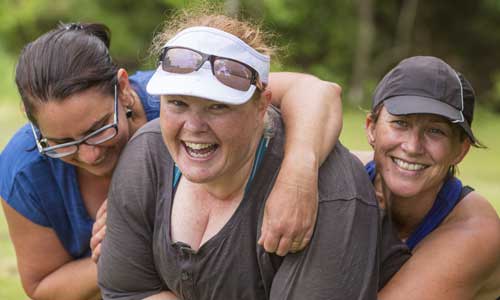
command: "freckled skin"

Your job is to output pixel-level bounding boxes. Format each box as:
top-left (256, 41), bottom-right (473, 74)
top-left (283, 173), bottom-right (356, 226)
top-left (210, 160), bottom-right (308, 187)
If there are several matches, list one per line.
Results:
top-left (367, 106), bottom-right (469, 201)
top-left (159, 95), bottom-right (265, 186)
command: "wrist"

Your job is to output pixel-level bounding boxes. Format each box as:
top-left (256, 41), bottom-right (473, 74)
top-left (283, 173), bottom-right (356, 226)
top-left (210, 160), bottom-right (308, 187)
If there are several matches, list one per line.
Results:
top-left (279, 149), bottom-right (319, 190)
top-left (282, 147), bottom-right (319, 172)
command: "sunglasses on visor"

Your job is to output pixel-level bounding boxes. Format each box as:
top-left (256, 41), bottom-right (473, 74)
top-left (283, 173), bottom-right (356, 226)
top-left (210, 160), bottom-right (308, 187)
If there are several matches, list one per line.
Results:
top-left (159, 46), bottom-right (265, 92)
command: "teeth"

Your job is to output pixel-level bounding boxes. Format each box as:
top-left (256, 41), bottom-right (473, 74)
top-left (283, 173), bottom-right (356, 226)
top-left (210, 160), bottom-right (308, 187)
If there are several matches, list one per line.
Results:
top-left (188, 151), bottom-right (212, 158)
top-left (183, 141), bottom-right (217, 158)
top-left (393, 158), bottom-right (427, 171)
top-left (185, 142), bottom-right (214, 150)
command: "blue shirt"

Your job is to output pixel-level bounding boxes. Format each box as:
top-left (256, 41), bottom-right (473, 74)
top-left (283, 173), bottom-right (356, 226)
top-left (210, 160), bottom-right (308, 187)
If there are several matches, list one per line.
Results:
top-left (0, 71), bottom-right (159, 258)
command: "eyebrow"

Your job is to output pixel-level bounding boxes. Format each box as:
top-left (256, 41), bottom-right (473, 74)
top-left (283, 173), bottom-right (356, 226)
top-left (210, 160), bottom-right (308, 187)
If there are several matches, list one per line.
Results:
top-left (43, 113), bottom-right (112, 143)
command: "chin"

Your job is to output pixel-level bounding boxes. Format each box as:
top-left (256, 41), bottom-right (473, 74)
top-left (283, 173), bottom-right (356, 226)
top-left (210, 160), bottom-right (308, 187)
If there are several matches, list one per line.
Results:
top-left (84, 159), bottom-right (117, 177)
top-left (181, 168), bottom-right (218, 183)
top-left (384, 177), bottom-right (422, 199)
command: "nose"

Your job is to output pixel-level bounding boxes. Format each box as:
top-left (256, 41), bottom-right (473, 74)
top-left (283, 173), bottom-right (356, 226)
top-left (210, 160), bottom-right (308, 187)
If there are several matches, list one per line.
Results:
top-left (401, 130), bottom-right (425, 155)
top-left (184, 112), bottom-right (209, 133)
top-left (77, 144), bottom-right (104, 164)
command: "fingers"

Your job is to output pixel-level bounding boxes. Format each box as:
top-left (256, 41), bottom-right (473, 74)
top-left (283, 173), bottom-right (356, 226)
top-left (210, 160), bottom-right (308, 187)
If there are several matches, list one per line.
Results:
top-left (259, 220), bottom-right (309, 256)
top-left (96, 199), bottom-right (108, 219)
top-left (90, 225), bottom-right (106, 250)
top-left (90, 225), bottom-right (106, 263)
top-left (259, 228), bottom-right (280, 254)
top-left (92, 211), bottom-right (107, 235)
top-left (91, 243), bottom-right (101, 263)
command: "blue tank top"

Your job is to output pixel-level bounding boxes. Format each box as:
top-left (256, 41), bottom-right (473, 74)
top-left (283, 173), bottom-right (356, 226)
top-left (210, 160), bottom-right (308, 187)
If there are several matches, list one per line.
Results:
top-left (365, 161), bottom-right (472, 250)
top-left (0, 71), bottom-right (159, 258)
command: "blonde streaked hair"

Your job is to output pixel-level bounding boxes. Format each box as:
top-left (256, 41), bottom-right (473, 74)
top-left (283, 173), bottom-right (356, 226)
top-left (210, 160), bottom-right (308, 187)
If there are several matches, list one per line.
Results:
top-left (150, 4), bottom-right (277, 59)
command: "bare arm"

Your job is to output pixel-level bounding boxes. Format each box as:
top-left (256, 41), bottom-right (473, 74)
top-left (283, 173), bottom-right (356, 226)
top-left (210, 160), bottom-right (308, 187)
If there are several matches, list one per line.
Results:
top-left (379, 193), bottom-right (500, 300)
top-left (143, 291), bottom-right (179, 300)
top-left (259, 72), bottom-right (342, 255)
top-left (1, 198), bottom-right (100, 300)
top-left (269, 72), bottom-right (342, 164)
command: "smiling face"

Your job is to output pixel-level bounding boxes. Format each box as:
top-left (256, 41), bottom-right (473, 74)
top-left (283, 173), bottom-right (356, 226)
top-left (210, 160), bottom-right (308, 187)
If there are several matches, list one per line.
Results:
top-left (159, 94), bottom-right (267, 185)
top-left (366, 106), bottom-right (470, 200)
top-left (34, 87), bottom-right (131, 177)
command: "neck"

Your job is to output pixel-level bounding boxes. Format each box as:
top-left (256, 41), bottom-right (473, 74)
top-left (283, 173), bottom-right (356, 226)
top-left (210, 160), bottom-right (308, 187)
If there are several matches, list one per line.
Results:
top-left (376, 174), bottom-right (443, 240)
top-left (202, 154), bottom-right (256, 201)
top-left (76, 168), bottom-right (112, 198)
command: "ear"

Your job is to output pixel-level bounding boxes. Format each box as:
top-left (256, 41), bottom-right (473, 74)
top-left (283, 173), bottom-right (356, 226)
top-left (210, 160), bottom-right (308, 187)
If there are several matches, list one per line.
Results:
top-left (258, 89), bottom-right (272, 116)
top-left (452, 139), bottom-right (471, 165)
top-left (365, 113), bottom-right (376, 149)
top-left (116, 68), bottom-right (133, 107)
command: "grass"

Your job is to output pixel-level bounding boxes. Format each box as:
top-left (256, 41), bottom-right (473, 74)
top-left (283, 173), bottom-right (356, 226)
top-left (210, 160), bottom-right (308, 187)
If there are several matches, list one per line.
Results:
top-left (0, 101), bottom-right (26, 300)
top-left (0, 101), bottom-right (499, 300)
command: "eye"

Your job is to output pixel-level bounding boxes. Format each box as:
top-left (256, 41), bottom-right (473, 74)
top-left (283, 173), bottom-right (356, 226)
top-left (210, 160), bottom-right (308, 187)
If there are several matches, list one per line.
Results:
top-left (391, 119), bottom-right (408, 128)
top-left (167, 99), bottom-right (188, 107)
top-left (428, 127), bottom-right (446, 136)
top-left (209, 103), bottom-right (229, 111)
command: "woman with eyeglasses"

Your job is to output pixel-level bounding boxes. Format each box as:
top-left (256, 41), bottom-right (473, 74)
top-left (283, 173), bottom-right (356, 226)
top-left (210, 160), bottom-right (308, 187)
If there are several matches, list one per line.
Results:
top-left (97, 12), bottom-right (409, 300)
top-left (0, 22), bottom-right (342, 300)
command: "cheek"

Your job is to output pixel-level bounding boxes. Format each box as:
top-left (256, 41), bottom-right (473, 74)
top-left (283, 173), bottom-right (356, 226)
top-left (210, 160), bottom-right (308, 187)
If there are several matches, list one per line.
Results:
top-left (159, 113), bottom-right (182, 148)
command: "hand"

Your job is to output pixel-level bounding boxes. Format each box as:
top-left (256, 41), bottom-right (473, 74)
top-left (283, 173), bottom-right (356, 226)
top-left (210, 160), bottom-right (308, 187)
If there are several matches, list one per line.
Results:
top-left (258, 159), bottom-right (318, 256)
top-left (90, 199), bottom-right (107, 263)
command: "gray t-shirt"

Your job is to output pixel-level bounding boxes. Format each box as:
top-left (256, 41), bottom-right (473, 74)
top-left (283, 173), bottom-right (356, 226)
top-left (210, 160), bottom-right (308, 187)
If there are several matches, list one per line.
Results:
top-left (98, 109), bottom-right (410, 300)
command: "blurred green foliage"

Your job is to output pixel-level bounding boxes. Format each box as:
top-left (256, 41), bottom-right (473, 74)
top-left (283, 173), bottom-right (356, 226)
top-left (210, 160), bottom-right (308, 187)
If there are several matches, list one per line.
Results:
top-left (2, 0), bottom-right (500, 110)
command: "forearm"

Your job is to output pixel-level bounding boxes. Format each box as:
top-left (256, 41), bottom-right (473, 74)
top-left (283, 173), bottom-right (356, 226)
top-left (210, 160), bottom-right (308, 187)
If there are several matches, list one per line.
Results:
top-left (143, 291), bottom-right (179, 300)
top-left (29, 257), bottom-right (99, 300)
top-left (269, 72), bottom-right (342, 165)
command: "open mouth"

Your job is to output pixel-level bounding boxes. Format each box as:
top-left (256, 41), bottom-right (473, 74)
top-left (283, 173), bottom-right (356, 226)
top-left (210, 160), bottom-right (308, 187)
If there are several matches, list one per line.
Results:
top-left (392, 157), bottom-right (428, 171)
top-left (183, 141), bottom-right (219, 158)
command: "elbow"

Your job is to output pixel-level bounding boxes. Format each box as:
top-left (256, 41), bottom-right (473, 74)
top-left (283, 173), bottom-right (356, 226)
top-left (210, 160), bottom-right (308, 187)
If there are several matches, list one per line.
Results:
top-left (21, 276), bottom-right (44, 300)
top-left (325, 81), bottom-right (342, 98)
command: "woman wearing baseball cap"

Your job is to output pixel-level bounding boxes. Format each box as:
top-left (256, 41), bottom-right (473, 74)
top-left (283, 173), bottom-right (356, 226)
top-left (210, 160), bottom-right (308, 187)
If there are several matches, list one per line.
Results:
top-left (0, 21), bottom-right (341, 300)
top-left (98, 11), bottom-right (409, 300)
top-left (357, 56), bottom-right (500, 299)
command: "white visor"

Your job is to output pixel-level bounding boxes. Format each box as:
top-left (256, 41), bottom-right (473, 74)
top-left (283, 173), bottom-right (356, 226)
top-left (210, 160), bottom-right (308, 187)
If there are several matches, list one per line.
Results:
top-left (147, 26), bottom-right (270, 105)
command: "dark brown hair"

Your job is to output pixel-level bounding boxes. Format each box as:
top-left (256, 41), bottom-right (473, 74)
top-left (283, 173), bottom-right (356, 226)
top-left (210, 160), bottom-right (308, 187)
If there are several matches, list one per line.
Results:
top-left (15, 22), bottom-right (119, 126)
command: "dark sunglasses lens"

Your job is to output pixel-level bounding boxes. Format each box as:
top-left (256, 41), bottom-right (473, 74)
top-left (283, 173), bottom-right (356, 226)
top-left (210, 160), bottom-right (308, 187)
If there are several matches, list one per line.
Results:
top-left (162, 48), bottom-right (203, 74)
top-left (213, 59), bottom-right (253, 91)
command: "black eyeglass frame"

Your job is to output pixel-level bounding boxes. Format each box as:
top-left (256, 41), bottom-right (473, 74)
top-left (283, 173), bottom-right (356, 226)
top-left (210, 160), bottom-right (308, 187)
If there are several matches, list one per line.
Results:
top-left (159, 46), bottom-right (265, 91)
top-left (30, 85), bottom-right (119, 159)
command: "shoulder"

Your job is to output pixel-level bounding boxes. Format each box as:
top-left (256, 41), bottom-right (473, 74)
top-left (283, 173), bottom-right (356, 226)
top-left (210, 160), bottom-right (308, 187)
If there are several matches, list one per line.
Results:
top-left (350, 150), bottom-right (374, 165)
top-left (0, 124), bottom-right (47, 198)
top-left (318, 143), bottom-right (377, 207)
top-left (116, 118), bottom-right (168, 172)
top-left (0, 124), bottom-right (70, 226)
top-left (416, 191), bottom-right (500, 287)
top-left (129, 70), bottom-right (160, 121)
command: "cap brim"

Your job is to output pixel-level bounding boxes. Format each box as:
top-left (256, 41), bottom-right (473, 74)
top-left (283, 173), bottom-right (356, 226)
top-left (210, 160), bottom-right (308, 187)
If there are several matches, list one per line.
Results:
top-left (146, 66), bottom-right (256, 105)
top-left (385, 95), bottom-right (477, 143)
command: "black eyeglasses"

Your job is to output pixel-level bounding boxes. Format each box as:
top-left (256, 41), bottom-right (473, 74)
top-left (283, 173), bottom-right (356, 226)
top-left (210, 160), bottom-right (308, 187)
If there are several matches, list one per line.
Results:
top-left (159, 46), bottom-right (265, 91)
top-left (30, 85), bottom-right (119, 158)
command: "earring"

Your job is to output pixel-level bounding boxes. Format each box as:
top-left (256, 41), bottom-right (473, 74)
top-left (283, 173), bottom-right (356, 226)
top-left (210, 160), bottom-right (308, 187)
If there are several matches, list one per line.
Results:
top-left (126, 107), bottom-right (133, 118)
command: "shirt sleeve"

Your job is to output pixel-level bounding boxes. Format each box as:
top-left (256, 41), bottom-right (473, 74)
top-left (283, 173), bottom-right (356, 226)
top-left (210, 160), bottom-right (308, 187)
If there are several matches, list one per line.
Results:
top-left (3, 167), bottom-right (51, 227)
top-left (98, 129), bottom-right (167, 300)
top-left (270, 198), bottom-right (381, 300)
top-left (0, 125), bottom-right (51, 227)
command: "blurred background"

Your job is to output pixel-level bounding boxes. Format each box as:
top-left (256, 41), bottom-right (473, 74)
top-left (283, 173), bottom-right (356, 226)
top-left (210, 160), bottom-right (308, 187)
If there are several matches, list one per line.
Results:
top-left (0, 0), bottom-right (499, 298)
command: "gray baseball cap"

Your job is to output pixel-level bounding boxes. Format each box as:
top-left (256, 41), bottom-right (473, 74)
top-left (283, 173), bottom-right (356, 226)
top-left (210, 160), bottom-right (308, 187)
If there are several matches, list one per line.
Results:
top-left (372, 56), bottom-right (476, 143)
